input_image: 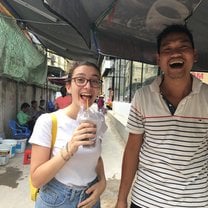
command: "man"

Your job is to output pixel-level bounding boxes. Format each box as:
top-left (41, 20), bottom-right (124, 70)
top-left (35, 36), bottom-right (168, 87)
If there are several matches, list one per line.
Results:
top-left (39, 99), bottom-right (46, 113)
top-left (116, 24), bottom-right (208, 208)
top-left (29, 100), bottom-right (40, 121)
top-left (17, 102), bottom-right (35, 132)
top-left (17, 102), bottom-right (31, 126)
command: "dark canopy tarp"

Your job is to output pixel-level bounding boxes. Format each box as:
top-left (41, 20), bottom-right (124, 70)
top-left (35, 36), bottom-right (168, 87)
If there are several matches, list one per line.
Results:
top-left (45, 0), bottom-right (208, 71)
top-left (47, 75), bottom-right (68, 86)
top-left (3, 0), bottom-right (208, 71)
top-left (47, 65), bottom-right (65, 77)
top-left (3, 0), bottom-right (99, 63)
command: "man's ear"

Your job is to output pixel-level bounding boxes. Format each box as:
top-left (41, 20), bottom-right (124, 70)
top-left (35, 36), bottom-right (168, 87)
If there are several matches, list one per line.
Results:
top-left (156, 53), bottom-right (160, 66)
top-left (194, 49), bottom-right (198, 63)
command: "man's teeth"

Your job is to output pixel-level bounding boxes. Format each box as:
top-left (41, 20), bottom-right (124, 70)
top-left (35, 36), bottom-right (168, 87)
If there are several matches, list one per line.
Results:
top-left (169, 59), bottom-right (184, 68)
top-left (170, 60), bottom-right (183, 65)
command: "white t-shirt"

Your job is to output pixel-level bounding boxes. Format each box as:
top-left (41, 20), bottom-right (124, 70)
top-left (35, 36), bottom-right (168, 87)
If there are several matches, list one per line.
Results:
top-left (29, 109), bottom-right (107, 186)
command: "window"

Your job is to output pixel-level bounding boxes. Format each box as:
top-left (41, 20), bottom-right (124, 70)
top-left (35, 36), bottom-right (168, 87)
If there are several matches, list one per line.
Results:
top-left (112, 59), bottom-right (158, 102)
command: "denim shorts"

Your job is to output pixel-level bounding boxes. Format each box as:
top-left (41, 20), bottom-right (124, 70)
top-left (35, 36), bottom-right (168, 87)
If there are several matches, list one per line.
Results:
top-left (35, 177), bottom-right (100, 208)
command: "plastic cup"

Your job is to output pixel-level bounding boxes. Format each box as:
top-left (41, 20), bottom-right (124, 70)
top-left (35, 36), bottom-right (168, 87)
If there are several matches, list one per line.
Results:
top-left (77, 108), bottom-right (97, 148)
top-left (79, 118), bottom-right (96, 148)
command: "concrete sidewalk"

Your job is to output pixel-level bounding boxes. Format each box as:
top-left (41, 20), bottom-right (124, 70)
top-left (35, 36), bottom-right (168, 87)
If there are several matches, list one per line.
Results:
top-left (0, 114), bottom-right (125, 208)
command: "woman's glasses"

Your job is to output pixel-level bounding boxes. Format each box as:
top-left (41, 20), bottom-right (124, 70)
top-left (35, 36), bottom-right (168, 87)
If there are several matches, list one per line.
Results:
top-left (72, 77), bottom-right (102, 88)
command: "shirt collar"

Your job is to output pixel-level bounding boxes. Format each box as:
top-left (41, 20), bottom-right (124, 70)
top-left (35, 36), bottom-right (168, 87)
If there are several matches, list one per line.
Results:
top-left (150, 74), bottom-right (203, 94)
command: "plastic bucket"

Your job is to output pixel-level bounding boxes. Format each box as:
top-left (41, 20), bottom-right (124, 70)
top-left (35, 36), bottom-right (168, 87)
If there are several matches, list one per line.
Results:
top-left (2, 139), bottom-right (17, 158)
top-left (16, 139), bottom-right (27, 153)
top-left (0, 144), bottom-right (10, 165)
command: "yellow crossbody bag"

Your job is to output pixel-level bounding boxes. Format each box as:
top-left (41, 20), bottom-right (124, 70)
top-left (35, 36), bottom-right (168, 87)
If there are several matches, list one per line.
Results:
top-left (29, 113), bottom-right (57, 201)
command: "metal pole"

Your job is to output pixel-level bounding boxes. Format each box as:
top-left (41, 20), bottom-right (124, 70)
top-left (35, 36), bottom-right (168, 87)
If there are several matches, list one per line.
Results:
top-left (118, 59), bottom-right (121, 101)
top-left (141, 62), bottom-right (144, 87)
top-left (129, 61), bottom-right (133, 103)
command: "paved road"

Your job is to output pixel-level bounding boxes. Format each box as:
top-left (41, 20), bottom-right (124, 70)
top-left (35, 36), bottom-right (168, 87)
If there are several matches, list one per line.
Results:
top-left (0, 114), bottom-right (125, 208)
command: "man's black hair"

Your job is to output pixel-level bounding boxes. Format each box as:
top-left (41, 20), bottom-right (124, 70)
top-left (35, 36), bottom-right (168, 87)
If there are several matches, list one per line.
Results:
top-left (31, 100), bottom-right (37, 105)
top-left (157, 24), bottom-right (194, 53)
top-left (21, 102), bottom-right (30, 110)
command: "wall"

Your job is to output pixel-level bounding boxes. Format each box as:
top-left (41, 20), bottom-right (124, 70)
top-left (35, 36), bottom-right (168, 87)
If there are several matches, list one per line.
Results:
top-left (0, 77), bottom-right (55, 138)
top-left (112, 101), bottom-right (130, 122)
top-left (109, 101), bottom-right (131, 142)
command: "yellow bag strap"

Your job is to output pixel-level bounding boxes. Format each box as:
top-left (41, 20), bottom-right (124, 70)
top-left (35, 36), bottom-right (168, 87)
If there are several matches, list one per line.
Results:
top-left (29, 113), bottom-right (57, 201)
top-left (51, 113), bottom-right (57, 148)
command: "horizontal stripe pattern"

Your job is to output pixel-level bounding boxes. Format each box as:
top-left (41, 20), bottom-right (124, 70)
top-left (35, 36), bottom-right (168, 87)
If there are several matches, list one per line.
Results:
top-left (126, 77), bottom-right (208, 207)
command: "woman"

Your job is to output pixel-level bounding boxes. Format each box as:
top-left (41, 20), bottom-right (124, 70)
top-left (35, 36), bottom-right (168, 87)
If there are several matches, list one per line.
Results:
top-left (54, 86), bottom-right (72, 109)
top-left (29, 61), bottom-right (107, 208)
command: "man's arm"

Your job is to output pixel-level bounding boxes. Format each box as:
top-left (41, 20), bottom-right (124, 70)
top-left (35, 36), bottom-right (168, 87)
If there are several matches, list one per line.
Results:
top-left (116, 133), bottom-right (144, 208)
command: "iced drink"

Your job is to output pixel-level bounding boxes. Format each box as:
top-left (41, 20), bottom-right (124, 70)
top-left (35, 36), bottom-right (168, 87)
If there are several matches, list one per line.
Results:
top-left (77, 107), bottom-right (97, 148)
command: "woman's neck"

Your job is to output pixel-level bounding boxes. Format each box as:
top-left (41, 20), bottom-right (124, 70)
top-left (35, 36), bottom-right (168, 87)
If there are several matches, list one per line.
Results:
top-left (63, 104), bottom-right (80, 119)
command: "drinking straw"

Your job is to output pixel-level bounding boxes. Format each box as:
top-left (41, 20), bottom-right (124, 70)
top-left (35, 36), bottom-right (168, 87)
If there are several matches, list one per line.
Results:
top-left (86, 98), bottom-right (89, 110)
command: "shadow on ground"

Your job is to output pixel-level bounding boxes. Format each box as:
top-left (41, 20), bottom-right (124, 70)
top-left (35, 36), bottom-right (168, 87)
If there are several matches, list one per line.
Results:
top-left (101, 178), bottom-right (120, 208)
top-left (0, 167), bottom-right (22, 188)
